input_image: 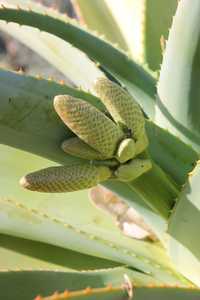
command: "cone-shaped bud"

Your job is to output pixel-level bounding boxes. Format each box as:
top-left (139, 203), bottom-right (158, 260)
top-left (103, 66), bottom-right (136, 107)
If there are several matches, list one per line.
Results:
top-left (20, 164), bottom-right (112, 193)
top-left (115, 159), bottom-right (152, 182)
top-left (54, 95), bottom-right (124, 158)
top-left (93, 77), bottom-right (148, 154)
top-left (116, 138), bottom-right (136, 163)
top-left (62, 137), bottom-right (108, 160)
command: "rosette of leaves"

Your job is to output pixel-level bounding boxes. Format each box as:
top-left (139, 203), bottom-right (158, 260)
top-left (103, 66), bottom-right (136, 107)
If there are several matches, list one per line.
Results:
top-left (0, 0), bottom-right (200, 299)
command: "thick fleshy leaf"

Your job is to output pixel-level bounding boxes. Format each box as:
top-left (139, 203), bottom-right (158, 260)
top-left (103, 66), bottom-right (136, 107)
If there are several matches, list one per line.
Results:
top-left (38, 286), bottom-right (200, 300)
top-left (0, 85), bottom-right (186, 286)
top-left (144, 0), bottom-right (177, 70)
top-left (0, 234), bottom-right (118, 271)
top-left (74, 0), bottom-right (177, 71)
top-left (73, 0), bottom-right (128, 52)
top-left (0, 274), bottom-right (126, 300)
top-left (146, 121), bottom-right (198, 186)
top-left (0, 0), bottom-right (103, 89)
top-left (0, 270), bottom-right (199, 300)
top-left (95, 0), bottom-right (144, 63)
top-left (105, 121), bottom-right (198, 242)
top-left (0, 69), bottom-right (102, 164)
top-left (102, 0), bottom-right (177, 71)
top-left (156, 0), bottom-right (200, 152)
top-left (103, 180), bottom-right (167, 243)
top-left (0, 161), bottom-right (186, 285)
top-left (0, 4), bottom-right (156, 118)
top-left (167, 162), bottom-right (200, 287)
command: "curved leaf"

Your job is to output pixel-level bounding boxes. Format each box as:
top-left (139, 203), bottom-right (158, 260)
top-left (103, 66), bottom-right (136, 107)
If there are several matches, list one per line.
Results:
top-left (0, 234), bottom-right (118, 271)
top-left (105, 121), bottom-right (198, 242)
top-left (156, 0), bottom-right (200, 152)
top-left (103, 180), bottom-right (167, 243)
top-left (144, 0), bottom-right (177, 70)
top-left (1, 0), bottom-right (103, 89)
top-left (101, 0), bottom-right (177, 71)
top-left (0, 270), bottom-right (130, 300)
top-left (41, 286), bottom-right (200, 300)
top-left (146, 121), bottom-right (198, 186)
top-left (73, 0), bottom-right (128, 52)
top-left (96, 0), bottom-right (145, 63)
top-left (0, 108), bottom-right (185, 285)
top-left (0, 171), bottom-right (184, 285)
top-left (0, 5), bottom-right (156, 118)
top-left (0, 69), bottom-right (102, 164)
top-left (0, 270), bottom-right (199, 300)
top-left (167, 162), bottom-right (200, 287)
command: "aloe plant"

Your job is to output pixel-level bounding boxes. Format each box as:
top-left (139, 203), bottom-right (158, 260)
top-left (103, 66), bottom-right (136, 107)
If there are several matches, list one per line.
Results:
top-left (0, 0), bottom-right (199, 299)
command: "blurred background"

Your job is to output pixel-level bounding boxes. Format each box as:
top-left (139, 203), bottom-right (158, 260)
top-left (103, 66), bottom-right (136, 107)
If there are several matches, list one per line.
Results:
top-left (0, 0), bottom-right (76, 80)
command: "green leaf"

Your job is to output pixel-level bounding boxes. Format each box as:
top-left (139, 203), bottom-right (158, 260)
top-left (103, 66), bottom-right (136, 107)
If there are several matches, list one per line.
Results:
top-left (0, 158), bottom-right (185, 285)
top-left (96, 0), bottom-right (145, 63)
top-left (144, 0), bottom-right (177, 71)
top-left (74, 0), bottom-right (177, 71)
top-left (0, 69), bottom-right (102, 164)
top-left (101, 0), bottom-right (177, 71)
top-left (0, 234), bottom-right (169, 298)
top-left (105, 121), bottom-right (198, 242)
top-left (0, 234), bottom-right (118, 271)
top-left (0, 270), bottom-right (129, 300)
top-left (103, 179), bottom-right (167, 243)
top-left (167, 162), bottom-right (200, 287)
top-left (0, 0), bottom-right (103, 89)
top-left (146, 121), bottom-right (198, 186)
top-left (0, 5), bottom-right (156, 118)
top-left (0, 270), bottom-right (199, 300)
top-left (132, 286), bottom-right (200, 300)
top-left (72, 0), bottom-right (128, 52)
top-left (156, 0), bottom-right (200, 152)
top-left (0, 139), bottom-right (187, 286)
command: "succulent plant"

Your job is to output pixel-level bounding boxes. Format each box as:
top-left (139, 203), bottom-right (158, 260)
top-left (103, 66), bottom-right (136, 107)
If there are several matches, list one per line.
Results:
top-left (0, 0), bottom-right (200, 299)
top-left (20, 77), bottom-right (151, 191)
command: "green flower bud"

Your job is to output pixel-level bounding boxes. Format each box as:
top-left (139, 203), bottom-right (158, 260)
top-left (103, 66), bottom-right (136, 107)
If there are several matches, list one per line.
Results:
top-left (93, 77), bottom-right (149, 155)
top-left (20, 164), bottom-right (112, 193)
top-left (115, 159), bottom-right (152, 182)
top-left (116, 138), bottom-right (136, 163)
top-left (54, 95), bottom-right (124, 158)
top-left (62, 137), bottom-right (107, 160)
